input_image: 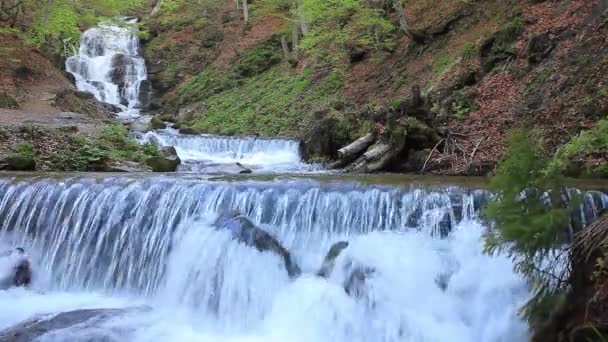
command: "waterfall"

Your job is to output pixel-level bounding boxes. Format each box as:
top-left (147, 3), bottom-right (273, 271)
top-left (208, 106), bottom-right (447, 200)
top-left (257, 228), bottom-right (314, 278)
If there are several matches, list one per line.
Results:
top-left (0, 176), bottom-right (606, 341)
top-left (138, 129), bottom-right (318, 172)
top-left (66, 18), bottom-right (150, 120)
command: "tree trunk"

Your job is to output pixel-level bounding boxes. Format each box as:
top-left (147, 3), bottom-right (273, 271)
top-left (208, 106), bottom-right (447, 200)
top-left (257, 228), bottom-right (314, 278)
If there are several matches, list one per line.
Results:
top-left (280, 35), bottom-right (291, 60)
top-left (242, 0), bottom-right (249, 24)
top-left (295, 0), bottom-right (309, 35)
top-left (337, 133), bottom-right (376, 159)
top-left (343, 142), bottom-right (392, 173)
top-left (393, 0), bottom-right (426, 43)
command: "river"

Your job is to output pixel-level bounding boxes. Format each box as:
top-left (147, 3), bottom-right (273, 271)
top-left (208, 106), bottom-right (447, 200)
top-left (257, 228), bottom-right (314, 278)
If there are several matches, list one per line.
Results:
top-left (0, 20), bottom-right (606, 342)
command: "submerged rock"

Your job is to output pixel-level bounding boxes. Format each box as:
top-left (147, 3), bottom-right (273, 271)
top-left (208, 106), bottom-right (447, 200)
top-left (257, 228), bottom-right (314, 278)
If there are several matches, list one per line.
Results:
top-left (0, 247), bottom-right (32, 289)
top-left (215, 211), bottom-right (301, 278)
top-left (145, 146), bottom-right (181, 172)
top-left (236, 162), bottom-right (252, 174)
top-left (343, 264), bottom-right (375, 298)
top-left (317, 241), bottom-right (349, 277)
top-left (0, 307), bottom-right (149, 342)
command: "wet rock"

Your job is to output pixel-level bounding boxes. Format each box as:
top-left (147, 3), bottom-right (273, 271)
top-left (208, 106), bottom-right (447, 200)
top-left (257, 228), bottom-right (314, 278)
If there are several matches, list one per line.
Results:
top-left (215, 211), bottom-right (301, 278)
top-left (236, 162), bottom-right (252, 174)
top-left (0, 247), bottom-right (32, 289)
top-left (300, 116), bottom-right (343, 162)
top-left (137, 79), bottom-right (152, 110)
top-left (343, 264), bottom-right (375, 298)
top-left (102, 103), bottom-right (122, 113)
top-left (317, 241), bottom-right (349, 277)
top-left (108, 161), bottom-right (148, 173)
top-left (402, 148), bottom-right (431, 172)
top-left (0, 307), bottom-right (149, 342)
top-left (145, 146), bottom-right (180, 172)
top-left (0, 155), bottom-right (36, 171)
top-left (130, 117), bottom-right (152, 133)
top-left (150, 116), bottom-right (167, 130)
top-left (178, 127), bottom-right (203, 135)
top-left (0, 92), bottom-right (19, 109)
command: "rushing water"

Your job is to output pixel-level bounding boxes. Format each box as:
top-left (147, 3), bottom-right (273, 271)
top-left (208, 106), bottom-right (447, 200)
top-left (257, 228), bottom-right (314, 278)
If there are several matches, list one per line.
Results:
top-left (139, 129), bottom-right (318, 173)
top-left (0, 175), bottom-right (606, 341)
top-left (66, 18), bottom-right (149, 120)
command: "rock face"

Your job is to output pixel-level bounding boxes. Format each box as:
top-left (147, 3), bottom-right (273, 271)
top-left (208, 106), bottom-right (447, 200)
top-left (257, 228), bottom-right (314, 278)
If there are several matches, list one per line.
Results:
top-left (0, 248), bottom-right (32, 290)
top-left (145, 146), bottom-right (181, 172)
top-left (317, 241), bottom-right (349, 277)
top-left (215, 211), bottom-right (301, 278)
top-left (0, 307), bottom-right (149, 342)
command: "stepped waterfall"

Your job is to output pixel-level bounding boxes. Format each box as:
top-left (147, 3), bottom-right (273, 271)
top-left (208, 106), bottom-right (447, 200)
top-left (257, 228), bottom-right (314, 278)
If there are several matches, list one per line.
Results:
top-left (1, 19), bottom-right (606, 342)
top-left (0, 175), bottom-right (606, 341)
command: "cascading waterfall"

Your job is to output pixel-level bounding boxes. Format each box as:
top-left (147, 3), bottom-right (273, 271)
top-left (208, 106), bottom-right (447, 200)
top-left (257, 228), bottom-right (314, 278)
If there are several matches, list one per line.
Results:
top-left (139, 129), bottom-right (318, 172)
top-left (0, 176), bottom-right (606, 341)
top-left (66, 18), bottom-right (150, 120)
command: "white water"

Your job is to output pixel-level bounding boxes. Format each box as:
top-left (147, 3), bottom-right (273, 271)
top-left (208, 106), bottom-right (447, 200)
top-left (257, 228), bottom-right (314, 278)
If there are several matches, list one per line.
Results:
top-left (139, 129), bottom-right (318, 173)
top-left (2, 177), bottom-right (604, 341)
top-left (66, 18), bottom-right (148, 120)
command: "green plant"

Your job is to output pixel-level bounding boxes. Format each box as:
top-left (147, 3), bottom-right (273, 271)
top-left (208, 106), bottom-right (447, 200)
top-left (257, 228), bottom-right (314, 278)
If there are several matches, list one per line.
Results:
top-left (15, 141), bottom-right (35, 158)
top-left (432, 54), bottom-right (455, 76)
top-left (461, 42), bottom-right (477, 61)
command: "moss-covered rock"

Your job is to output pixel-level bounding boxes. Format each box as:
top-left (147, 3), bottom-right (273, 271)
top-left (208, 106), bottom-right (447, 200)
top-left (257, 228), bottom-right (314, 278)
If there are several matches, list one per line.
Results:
top-left (0, 154), bottom-right (36, 171)
top-left (145, 146), bottom-right (180, 172)
top-left (150, 116), bottom-right (167, 130)
top-left (317, 241), bottom-right (349, 277)
top-left (0, 92), bottom-right (19, 109)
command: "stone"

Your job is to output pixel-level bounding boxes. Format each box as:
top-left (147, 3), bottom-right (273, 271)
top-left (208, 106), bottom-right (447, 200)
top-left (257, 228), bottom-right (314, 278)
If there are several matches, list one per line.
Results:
top-left (137, 79), bottom-right (153, 110)
top-left (215, 211), bottom-right (301, 278)
top-left (236, 162), bottom-right (252, 174)
top-left (343, 264), bottom-right (375, 298)
top-left (527, 32), bottom-right (556, 65)
top-left (130, 117), bottom-right (152, 133)
top-left (150, 116), bottom-right (167, 130)
top-left (0, 155), bottom-right (36, 171)
top-left (73, 90), bottom-right (95, 100)
top-left (178, 127), bottom-right (203, 135)
top-left (317, 241), bottom-right (349, 277)
top-left (0, 247), bottom-right (32, 290)
top-left (0, 92), bottom-right (19, 109)
top-left (108, 161), bottom-right (148, 173)
top-left (145, 146), bottom-right (180, 172)
top-left (0, 307), bottom-right (149, 342)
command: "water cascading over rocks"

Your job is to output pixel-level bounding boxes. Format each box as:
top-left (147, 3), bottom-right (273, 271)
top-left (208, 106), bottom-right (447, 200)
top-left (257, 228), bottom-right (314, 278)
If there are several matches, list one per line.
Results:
top-left (66, 18), bottom-right (151, 120)
top-left (0, 176), bottom-right (606, 341)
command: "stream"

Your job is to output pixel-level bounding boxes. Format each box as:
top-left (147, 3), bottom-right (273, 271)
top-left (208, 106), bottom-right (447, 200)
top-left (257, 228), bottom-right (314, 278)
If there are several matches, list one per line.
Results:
top-left (0, 20), bottom-right (607, 342)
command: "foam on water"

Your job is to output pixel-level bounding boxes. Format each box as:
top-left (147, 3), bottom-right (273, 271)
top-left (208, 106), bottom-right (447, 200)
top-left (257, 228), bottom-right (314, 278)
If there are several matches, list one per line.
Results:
top-left (0, 177), bottom-right (605, 341)
top-left (139, 129), bottom-right (319, 173)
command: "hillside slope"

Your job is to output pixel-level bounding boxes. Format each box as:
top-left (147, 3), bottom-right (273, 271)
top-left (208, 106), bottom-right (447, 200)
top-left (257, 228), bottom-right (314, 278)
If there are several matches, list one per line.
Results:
top-left (143, 0), bottom-right (608, 176)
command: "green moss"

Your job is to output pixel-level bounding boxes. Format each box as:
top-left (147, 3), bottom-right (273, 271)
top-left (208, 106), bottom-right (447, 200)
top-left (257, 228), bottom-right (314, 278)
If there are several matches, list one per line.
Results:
top-left (460, 42), bottom-right (477, 61)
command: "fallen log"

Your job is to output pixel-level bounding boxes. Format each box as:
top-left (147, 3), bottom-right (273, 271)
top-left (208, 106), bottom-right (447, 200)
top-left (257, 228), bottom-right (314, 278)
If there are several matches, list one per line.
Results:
top-left (343, 142), bottom-right (392, 173)
top-left (337, 133), bottom-right (376, 159)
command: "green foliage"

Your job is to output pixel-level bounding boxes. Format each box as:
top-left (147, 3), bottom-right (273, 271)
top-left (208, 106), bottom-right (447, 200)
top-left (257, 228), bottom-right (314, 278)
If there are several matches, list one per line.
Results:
top-left (15, 141), bottom-right (35, 159)
top-left (96, 123), bottom-right (146, 161)
top-left (186, 64), bottom-right (346, 136)
top-left (24, 0), bottom-right (144, 54)
top-left (297, 0), bottom-right (395, 63)
top-left (460, 42), bottom-right (477, 61)
top-left (432, 54), bottom-right (455, 75)
top-left (177, 40), bottom-right (282, 105)
top-left (157, 0), bottom-right (221, 28)
top-left (484, 120), bottom-right (608, 323)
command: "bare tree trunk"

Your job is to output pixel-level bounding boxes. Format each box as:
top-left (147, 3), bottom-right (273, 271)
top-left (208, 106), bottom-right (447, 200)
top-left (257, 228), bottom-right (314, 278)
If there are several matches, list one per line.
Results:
top-left (280, 35), bottom-right (291, 60)
top-left (295, 0), bottom-right (309, 35)
top-left (337, 133), bottom-right (376, 159)
top-left (393, 0), bottom-right (426, 43)
top-left (242, 0), bottom-right (249, 24)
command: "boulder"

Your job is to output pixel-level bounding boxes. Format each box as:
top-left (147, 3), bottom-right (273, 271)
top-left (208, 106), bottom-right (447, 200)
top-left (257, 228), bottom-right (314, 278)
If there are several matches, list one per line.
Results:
top-left (0, 307), bottom-right (149, 342)
top-left (215, 211), bottom-right (301, 278)
top-left (149, 116), bottom-right (167, 130)
top-left (145, 146), bottom-right (180, 172)
top-left (0, 247), bottom-right (32, 290)
top-left (178, 127), bottom-right (203, 135)
top-left (130, 117), bottom-right (152, 133)
top-left (0, 155), bottom-right (36, 171)
top-left (343, 264), bottom-right (375, 298)
top-left (137, 80), bottom-right (153, 110)
top-left (0, 92), bottom-right (19, 109)
top-left (317, 241), bottom-right (349, 278)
